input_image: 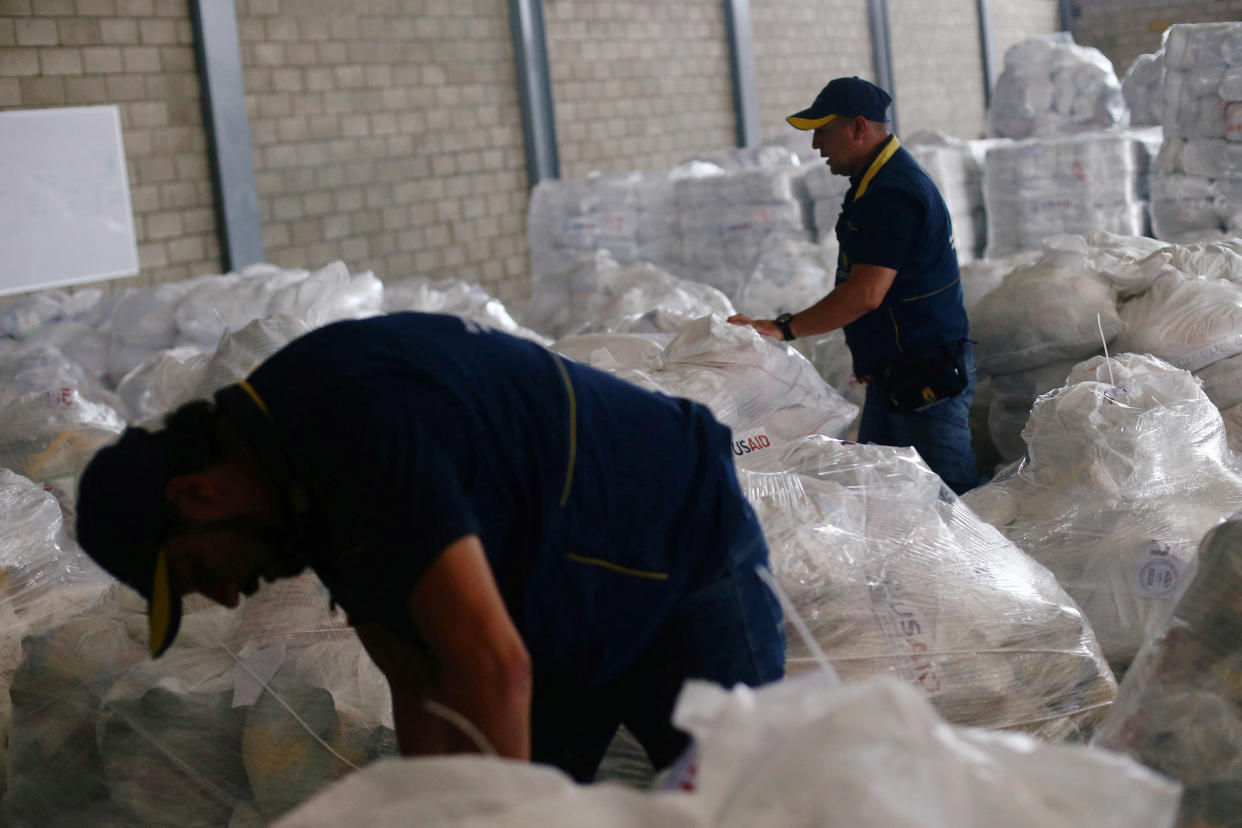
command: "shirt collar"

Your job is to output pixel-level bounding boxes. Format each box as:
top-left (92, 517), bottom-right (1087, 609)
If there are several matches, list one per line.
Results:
top-left (848, 133), bottom-right (900, 201)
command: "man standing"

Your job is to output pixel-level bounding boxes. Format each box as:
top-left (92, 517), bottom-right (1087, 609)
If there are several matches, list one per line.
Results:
top-left (730, 76), bottom-right (983, 494)
top-left (75, 312), bottom-right (784, 782)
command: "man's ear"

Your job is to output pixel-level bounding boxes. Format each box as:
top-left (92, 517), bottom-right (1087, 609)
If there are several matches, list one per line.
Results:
top-left (165, 471), bottom-right (236, 521)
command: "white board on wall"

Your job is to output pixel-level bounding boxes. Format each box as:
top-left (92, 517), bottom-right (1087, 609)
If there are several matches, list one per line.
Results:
top-left (0, 105), bottom-right (139, 297)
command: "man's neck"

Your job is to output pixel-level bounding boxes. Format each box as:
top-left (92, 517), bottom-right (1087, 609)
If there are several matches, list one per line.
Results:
top-left (849, 133), bottom-right (894, 185)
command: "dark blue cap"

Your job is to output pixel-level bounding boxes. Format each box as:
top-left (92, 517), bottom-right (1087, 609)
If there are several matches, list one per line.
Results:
top-left (787, 76), bottom-right (892, 129)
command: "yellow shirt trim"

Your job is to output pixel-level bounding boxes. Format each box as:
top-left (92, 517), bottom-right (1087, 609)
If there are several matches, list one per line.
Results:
top-left (238, 379), bottom-right (273, 422)
top-left (566, 553), bottom-right (669, 581)
top-left (852, 134), bottom-right (901, 202)
top-left (553, 356), bottom-right (577, 508)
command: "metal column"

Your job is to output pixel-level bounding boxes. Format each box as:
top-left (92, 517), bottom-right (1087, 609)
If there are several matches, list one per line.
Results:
top-left (1059, 0), bottom-right (1076, 35)
top-left (723, 0), bottom-right (761, 148)
top-left (508, 0), bottom-right (560, 185)
top-left (189, 0), bottom-right (263, 271)
top-left (867, 0), bottom-right (898, 133)
top-left (976, 0), bottom-right (997, 108)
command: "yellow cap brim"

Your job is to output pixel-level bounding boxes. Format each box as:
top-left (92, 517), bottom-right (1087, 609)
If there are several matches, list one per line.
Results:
top-left (786, 113), bottom-right (837, 131)
top-left (148, 547), bottom-right (181, 658)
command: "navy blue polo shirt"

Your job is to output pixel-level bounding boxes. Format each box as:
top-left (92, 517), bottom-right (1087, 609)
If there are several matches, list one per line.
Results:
top-left (215, 312), bottom-right (744, 684)
top-left (834, 135), bottom-right (969, 377)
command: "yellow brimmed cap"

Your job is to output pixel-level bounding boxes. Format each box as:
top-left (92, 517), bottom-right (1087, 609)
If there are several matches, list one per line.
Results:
top-left (786, 76), bottom-right (891, 131)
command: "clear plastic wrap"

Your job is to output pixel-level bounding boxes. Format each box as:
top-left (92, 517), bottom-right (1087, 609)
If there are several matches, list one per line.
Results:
top-left (554, 316), bottom-right (858, 460)
top-left (740, 435), bottom-right (1116, 741)
top-left (275, 674), bottom-right (1179, 828)
top-left (1122, 52), bottom-right (1166, 127)
top-left (730, 237), bottom-right (835, 321)
top-left (963, 353), bottom-right (1242, 668)
top-left (4, 573), bottom-right (396, 826)
top-left (905, 130), bottom-right (987, 262)
top-left (983, 131), bottom-right (1148, 258)
top-left (106, 282), bottom-right (193, 382)
top-left (1152, 23), bottom-right (1242, 241)
top-left (0, 470), bottom-right (112, 807)
top-left (988, 33), bottom-right (1128, 140)
top-left (527, 171), bottom-right (678, 283)
top-left (382, 277), bottom-right (550, 345)
top-left (1093, 516), bottom-right (1242, 827)
top-left (970, 246), bottom-right (1120, 376)
top-left (115, 346), bottom-right (211, 425)
top-left (1114, 272), bottom-right (1242, 371)
top-left (523, 252), bottom-right (735, 340)
top-left (264, 261), bottom-right (383, 329)
top-left (0, 347), bottom-right (126, 482)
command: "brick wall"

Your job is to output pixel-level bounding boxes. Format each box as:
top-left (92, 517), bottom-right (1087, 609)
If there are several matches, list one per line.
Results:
top-left (544, 0), bottom-right (735, 179)
top-left (990, 0), bottom-right (1061, 70)
top-left (236, 0), bottom-right (531, 305)
top-left (751, 0), bottom-right (874, 144)
top-left (888, 0), bottom-right (987, 140)
top-left (1069, 0), bottom-right (1242, 78)
top-left (0, 0), bottom-right (219, 291)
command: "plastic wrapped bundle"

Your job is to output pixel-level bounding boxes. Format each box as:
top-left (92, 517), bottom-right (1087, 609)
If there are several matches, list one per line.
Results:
top-left (5, 573), bottom-right (396, 826)
top-left (963, 353), bottom-right (1242, 668)
top-left (730, 238), bottom-right (835, 320)
top-left (970, 246), bottom-right (1120, 376)
top-left (959, 249), bottom-right (1039, 314)
top-left (264, 261), bottom-right (383, 329)
top-left (801, 163), bottom-right (851, 245)
top-left (740, 436), bottom-right (1115, 741)
top-left (988, 33), bottom-right (1128, 140)
top-left (905, 131), bottom-right (987, 262)
top-left (555, 316), bottom-right (859, 462)
top-left (383, 277), bottom-right (550, 345)
top-left (672, 150), bottom-right (811, 295)
top-left (171, 265), bottom-right (309, 351)
top-left (106, 281), bottom-right (192, 382)
top-left (193, 315), bottom-right (313, 401)
top-left (527, 171), bottom-right (677, 283)
top-left (115, 346), bottom-right (211, 424)
top-left (524, 252), bottom-right (735, 339)
top-left (1151, 23), bottom-right (1242, 241)
top-left (1196, 352), bottom-right (1242, 409)
top-left (5, 611), bottom-right (147, 824)
top-left (0, 347), bottom-right (126, 482)
top-left (0, 288), bottom-right (108, 341)
top-left (1093, 517), bottom-right (1242, 827)
top-left (1113, 272), bottom-right (1242, 371)
top-left (983, 131), bottom-right (1148, 258)
top-left (0, 470), bottom-right (111, 772)
top-left (1122, 51), bottom-right (1165, 127)
top-left (275, 674), bottom-right (1179, 828)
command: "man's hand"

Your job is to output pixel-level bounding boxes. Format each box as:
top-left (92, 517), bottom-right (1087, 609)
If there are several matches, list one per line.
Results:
top-left (727, 313), bottom-right (784, 340)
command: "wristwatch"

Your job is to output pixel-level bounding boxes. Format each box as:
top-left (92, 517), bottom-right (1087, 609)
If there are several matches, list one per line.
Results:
top-left (774, 312), bottom-right (797, 341)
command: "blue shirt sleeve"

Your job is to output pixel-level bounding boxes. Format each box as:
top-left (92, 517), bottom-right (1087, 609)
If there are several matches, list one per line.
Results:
top-left (848, 188), bottom-right (925, 271)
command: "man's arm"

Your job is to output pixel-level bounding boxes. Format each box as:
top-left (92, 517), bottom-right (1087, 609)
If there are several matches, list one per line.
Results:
top-left (408, 533), bottom-right (533, 759)
top-left (353, 622), bottom-right (448, 756)
top-left (728, 263), bottom-right (897, 340)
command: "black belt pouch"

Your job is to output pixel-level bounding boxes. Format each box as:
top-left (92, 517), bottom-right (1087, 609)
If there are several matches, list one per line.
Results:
top-left (877, 341), bottom-right (969, 413)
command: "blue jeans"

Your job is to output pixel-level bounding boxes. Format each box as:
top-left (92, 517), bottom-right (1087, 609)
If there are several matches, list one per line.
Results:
top-left (858, 341), bottom-right (986, 495)
top-left (529, 505), bottom-right (785, 782)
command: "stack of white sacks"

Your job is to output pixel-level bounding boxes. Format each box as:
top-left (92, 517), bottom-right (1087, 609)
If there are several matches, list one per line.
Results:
top-left (1122, 51), bottom-right (1165, 128)
top-left (906, 131), bottom-right (988, 262)
top-left (988, 32), bottom-right (1127, 140)
top-left (1151, 22), bottom-right (1242, 241)
top-left (525, 171), bottom-right (678, 288)
top-left (983, 131), bottom-right (1152, 259)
